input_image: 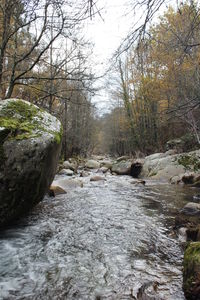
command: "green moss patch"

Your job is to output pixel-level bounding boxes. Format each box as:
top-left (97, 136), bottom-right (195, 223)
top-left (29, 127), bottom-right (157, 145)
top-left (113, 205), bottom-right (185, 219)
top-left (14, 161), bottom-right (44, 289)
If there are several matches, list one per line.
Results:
top-left (177, 154), bottom-right (200, 172)
top-left (0, 99), bottom-right (62, 144)
top-left (183, 242), bottom-right (200, 298)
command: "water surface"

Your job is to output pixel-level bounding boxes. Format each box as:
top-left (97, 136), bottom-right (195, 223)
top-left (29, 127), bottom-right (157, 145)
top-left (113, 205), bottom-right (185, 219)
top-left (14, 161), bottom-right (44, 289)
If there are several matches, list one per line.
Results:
top-left (0, 173), bottom-right (197, 299)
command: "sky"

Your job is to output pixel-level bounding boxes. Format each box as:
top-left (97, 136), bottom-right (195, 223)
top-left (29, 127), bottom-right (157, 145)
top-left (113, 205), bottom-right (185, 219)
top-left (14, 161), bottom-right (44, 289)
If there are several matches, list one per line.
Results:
top-left (85, 0), bottom-right (132, 114)
top-left (84, 0), bottom-right (174, 115)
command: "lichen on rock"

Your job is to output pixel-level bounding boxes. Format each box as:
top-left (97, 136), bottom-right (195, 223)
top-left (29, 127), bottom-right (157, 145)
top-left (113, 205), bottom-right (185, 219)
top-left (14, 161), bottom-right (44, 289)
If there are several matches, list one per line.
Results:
top-left (0, 98), bottom-right (63, 227)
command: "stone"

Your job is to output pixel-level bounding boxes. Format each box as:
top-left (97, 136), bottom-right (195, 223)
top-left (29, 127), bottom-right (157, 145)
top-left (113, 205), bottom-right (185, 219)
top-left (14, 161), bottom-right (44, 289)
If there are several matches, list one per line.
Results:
top-left (100, 160), bottom-right (113, 169)
top-left (85, 159), bottom-right (100, 169)
top-left (90, 175), bottom-right (106, 182)
top-left (59, 168), bottom-right (74, 176)
top-left (130, 179), bottom-right (145, 185)
top-left (130, 162), bottom-right (143, 178)
top-left (111, 160), bottom-right (132, 175)
top-left (141, 150), bottom-right (200, 181)
top-left (100, 166), bottom-right (109, 173)
top-left (52, 178), bottom-right (83, 190)
top-left (183, 242), bottom-right (200, 299)
top-left (0, 99), bottom-right (62, 227)
top-left (48, 185), bottom-right (67, 197)
top-left (180, 202), bottom-right (200, 216)
top-left (80, 170), bottom-right (89, 177)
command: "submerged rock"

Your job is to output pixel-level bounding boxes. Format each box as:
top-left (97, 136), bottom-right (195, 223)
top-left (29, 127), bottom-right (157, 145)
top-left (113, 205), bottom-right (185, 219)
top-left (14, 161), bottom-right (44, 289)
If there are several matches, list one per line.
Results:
top-left (52, 178), bottom-right (83, 190)
top-left (90, 175), bottom-right (106, 182)
top-left (0, 98), bottom-right (62, 227)
top-left (58, 168), bottom-right (74, 176)
top-left (183, 242), bottom-right (200, 300)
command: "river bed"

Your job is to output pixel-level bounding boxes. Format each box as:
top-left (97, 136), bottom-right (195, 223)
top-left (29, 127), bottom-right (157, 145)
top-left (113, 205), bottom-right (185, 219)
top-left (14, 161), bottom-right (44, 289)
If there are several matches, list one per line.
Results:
top-left (0, 173), bottom-right (198, 299)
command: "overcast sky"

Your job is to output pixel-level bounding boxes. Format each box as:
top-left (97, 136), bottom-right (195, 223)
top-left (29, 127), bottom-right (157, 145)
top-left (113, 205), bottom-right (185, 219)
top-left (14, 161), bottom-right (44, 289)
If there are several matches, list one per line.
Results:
top-left (85, 0), bottom-right (132, 114)
top-left (84, 0), bottom-right (174, 115)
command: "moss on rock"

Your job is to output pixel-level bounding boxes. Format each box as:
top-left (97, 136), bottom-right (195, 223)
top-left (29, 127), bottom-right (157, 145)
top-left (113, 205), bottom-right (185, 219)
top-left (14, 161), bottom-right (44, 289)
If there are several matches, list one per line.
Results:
top-left (0, 98), bottom-right (63, 227)
top-left (183, 242), bottom-right (200, 299)
top-left (0, 99), bottom-right (62, 143)
top-left (177, 154), bottom-right (200, 172)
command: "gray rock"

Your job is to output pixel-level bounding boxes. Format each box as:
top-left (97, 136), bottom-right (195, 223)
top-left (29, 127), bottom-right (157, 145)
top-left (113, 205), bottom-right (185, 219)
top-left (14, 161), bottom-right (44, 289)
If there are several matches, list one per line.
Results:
top-left (85, 159), bottom-right (100, 169)
top-left (100, 166), bottom-right (109, 173)
top-left (111, 160), bottom-right (132, 175)
top-left (80, 170), bottom-right (89, 177)
top-left (0, 98), bottom-right (62, 227)
top-left (180, 202), bottom-right (200, 216)
top-left (141, 150), bottom-right (200, 180)
top-left (100, 160), bottom-right (113, 169)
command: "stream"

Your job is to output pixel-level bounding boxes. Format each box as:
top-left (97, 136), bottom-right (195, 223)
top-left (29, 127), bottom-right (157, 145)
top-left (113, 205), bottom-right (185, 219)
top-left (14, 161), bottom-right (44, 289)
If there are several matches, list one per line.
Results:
top-left (0, 172), bottom-right (198, 299)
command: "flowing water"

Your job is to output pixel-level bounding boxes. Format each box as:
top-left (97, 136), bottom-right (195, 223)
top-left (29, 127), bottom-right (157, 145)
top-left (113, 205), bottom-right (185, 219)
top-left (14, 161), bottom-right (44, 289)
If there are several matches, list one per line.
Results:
top-left (0, 172), bottom-right (198, 300)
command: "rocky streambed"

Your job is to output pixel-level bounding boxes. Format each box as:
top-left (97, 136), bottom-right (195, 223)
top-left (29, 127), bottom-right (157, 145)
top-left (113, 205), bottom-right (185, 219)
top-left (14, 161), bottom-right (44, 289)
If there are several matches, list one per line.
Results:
top-left (0, 170), bottom-right (199, 300)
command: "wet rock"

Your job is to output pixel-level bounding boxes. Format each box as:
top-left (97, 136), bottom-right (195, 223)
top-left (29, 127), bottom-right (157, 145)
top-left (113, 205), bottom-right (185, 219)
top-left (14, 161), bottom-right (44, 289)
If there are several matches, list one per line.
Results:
top-left (130, 162), bottom-right (143, 178)
top-left (63, 160), bottom-right (76, 171)
top-left (136, 281), bottom-right (161, 300)
top-left (111, 160), bottom-right (132, 175)
top-left (90, 175), bottom-right (106, 181)
top-left (180, 202), bottom-right (200, 216)
top-left (100, 166), bottom-right (109, 173)
top-left (0, 98), bottom-right (62, 227)
top-left (58, 168), bottom-right (74, 176)
top-left (170, 175), bottom-right (182, 184)
top-left (85, 159), bottom-right (100, 169)
top-left (80, 170), bottom-right (89, 177)
top-left (186, 226), bottom-right (200, 242)
top-left (183, 242), bottom-right (200, 300)
top-left (191, 180), bottom-right (200, 188)
top-left (182, 173), bottom-right (196, 184)
top-left (52, 178), bottom-right (83, 190)
top-left (48, 185), bottom-right (67, 197)
top-left (100, 160), bottom-right (112, 169)
top-left (130, 179), bottom-right (145, 185)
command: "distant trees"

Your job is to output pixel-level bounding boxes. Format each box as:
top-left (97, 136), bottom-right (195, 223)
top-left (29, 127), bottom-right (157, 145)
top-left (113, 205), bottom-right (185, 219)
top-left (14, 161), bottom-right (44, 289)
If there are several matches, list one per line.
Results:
top-left (103, 1), bottom-right (200, 156)
top-left (0, 0), bottom-right (99, 158)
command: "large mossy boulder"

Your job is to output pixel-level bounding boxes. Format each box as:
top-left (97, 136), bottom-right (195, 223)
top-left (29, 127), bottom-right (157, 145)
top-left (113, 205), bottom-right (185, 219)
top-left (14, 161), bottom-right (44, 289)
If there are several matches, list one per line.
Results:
top-left (141, 149), bottom-right (200, 181)
top-left (0, 99), bottom-right (62, 227)
top-left (183, 242), bottom-right (200, 299)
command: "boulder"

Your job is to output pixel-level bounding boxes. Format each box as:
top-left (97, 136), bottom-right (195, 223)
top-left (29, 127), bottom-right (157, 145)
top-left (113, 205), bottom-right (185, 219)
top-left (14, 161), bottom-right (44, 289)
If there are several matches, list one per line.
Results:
top-left (111, 160), bottom-right (132, 175)
top-left (63, 160), bottom-right (75, 170)
top-left (52, 178), bottom-right (83, 190)
top-left (141, 150), bottom-right (200, 181)
top-left (0, 98), bottom-right (62, 227)
top-left (85, 159), bottom-right (100, 169)
top-left (90, 175), bottom-right (106, 182)
top-left (183, 242), bottom-right (200, 299)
